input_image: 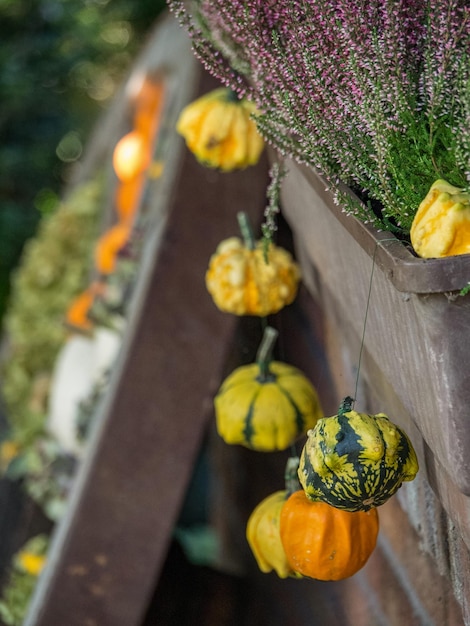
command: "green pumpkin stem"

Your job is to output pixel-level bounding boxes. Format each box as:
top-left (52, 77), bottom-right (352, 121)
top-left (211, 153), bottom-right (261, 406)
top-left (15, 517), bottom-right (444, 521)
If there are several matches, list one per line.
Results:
top-left (256, 325), bottom-right (278, 381)
top-left (226, 89), bottom-right (240, 103)
top-left (284, 456), bottom-right (301, 495)
top-left (338, 396), bottom-right (355, 416)
top-left (237, 211), bottom-right (256, 250)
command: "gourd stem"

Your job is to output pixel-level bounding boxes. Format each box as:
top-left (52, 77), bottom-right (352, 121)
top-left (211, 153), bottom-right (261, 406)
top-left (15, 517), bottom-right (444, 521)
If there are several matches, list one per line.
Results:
top-left (284, 456), bottom-right (301, 495)
top-left (227, 89), bottom-right (240, 103)
top-left (256, 325), bottom-right (278, 380)
top-left (237, 211), bottom-right (256, 250)
top-left (338, 396), bottom-right (355, 416)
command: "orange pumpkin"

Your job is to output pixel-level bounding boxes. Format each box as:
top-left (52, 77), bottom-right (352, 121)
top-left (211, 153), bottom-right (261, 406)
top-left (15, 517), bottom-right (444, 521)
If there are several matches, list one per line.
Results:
top-left (133, 78), bottom-right (165, 138)
top-left (65, 284), bottom-right (102, 332)
top-left (115, 175), bottom-right (145, 222)
top-left (279, 490), bottom-right (379, 581)
top-left (95, 222), bottom-right (131, 275)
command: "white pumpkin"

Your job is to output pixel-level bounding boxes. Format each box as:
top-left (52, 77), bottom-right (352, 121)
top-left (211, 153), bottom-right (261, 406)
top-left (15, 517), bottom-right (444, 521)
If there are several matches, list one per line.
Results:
top-left (47, 328), bottom-right (121, 455)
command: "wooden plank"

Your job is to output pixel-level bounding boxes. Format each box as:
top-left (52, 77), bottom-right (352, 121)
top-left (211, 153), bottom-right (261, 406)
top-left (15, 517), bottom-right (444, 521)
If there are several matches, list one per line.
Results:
top-left (24, 27), bottom-right (270, 626)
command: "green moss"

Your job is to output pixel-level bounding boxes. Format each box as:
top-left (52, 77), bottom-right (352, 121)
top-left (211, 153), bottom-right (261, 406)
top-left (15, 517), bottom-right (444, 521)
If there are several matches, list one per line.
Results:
top-left (1, 174), bottom-right (104, 445)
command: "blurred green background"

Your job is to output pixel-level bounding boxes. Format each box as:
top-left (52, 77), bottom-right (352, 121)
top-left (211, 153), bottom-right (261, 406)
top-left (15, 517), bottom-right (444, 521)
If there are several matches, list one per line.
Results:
top-left (0, 0), bottom-right (167, 326)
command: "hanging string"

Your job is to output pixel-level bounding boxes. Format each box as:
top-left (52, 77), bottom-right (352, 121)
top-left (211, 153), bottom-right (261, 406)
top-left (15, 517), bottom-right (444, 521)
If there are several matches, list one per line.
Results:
top-left (352, 246), bottom-right (378, 407)
top-left (352, 238), bottom-right (396, 409)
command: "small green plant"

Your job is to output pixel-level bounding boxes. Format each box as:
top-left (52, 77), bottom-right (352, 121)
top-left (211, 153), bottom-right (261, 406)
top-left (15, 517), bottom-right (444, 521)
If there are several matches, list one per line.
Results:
top-left (261, 162), bottom-right (287, 259)
top-left (0, 534), bottom-right (49, 626)
top-left (459, 283), bottom-right (470, 296)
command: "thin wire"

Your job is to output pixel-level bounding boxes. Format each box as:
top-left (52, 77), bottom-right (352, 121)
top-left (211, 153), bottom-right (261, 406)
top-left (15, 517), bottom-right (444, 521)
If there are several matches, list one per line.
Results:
top-left (353, 244), bottom-right (379, 408)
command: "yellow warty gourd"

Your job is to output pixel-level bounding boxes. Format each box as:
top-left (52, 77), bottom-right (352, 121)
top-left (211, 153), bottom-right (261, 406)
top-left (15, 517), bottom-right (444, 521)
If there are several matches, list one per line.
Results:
top-left (410, 179), bottom-right (470, 258)
top-left (206, 236), bottom-right (301, 316)
top-left (176, 87), bottom-right (264, 171)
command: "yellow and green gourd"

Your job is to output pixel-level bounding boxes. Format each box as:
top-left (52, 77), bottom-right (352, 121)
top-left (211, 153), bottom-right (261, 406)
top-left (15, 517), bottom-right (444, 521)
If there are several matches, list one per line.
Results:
top-left (176, 87), bottom-right (264, 171)
top-left (410, 179), bottom-right (470, 258)
top-left (246, 490), bottom-right (300, 579)
top-left (298, 397), bottom-right (419, 511)
top-left (205, 213), bottom-right (301, 317)
top-left (214, 327), bottom-right (322, 451)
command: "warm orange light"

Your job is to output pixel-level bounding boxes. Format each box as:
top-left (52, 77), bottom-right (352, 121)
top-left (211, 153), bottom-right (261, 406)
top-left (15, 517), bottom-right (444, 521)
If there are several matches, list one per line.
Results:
top-left (113, 131), bottom-right (151, 182)
top-left (95, 222), bottom-right (131, 275)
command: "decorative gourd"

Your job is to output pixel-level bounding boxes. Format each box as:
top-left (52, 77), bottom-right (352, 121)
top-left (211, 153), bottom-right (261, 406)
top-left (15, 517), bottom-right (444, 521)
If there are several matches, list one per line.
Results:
top-left (65, 285), bottom-right (97, 333)
top-left (132, 78), bottom-right (165, 139)
top-left (410, 179), bottom-right (470, 258)
top-left (206, 213), bottom-right (301, 317)
top-left (94, 222), bottom-right (131, 275)
top-left (214, 327), bottom-right (322, 451)
top-left (246, 490), bottom-right (300, 579)
top-left (298, 397), bottom-right (419, 512)
top-left (115, 175), bottom-right (145, 222)
top-left (176, 87), bottom-right (264, 171)
top-left (279, 489), bottom-right (379, 581)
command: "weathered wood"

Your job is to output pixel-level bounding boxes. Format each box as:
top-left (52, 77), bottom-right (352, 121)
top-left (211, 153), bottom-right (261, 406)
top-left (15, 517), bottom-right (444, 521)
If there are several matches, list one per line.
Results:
top-left (143, 257), bottom-right (466, 626)
top-left (24, 16), bottom-right (270, 626)
top-left (279, 160), bottom-right (470, 499)
top-left (288, 160), bottom-right (470, 294)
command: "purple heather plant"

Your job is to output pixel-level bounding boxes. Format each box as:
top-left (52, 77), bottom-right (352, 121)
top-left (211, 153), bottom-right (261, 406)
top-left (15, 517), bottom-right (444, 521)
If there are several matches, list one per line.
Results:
top-left (169, 0), bottom-right (470, 235)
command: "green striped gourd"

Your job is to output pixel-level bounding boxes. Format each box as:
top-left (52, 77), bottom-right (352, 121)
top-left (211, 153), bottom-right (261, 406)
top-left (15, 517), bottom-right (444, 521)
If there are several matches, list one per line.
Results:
top-left (214, 328), bottom-right (322, 452)
top-left (298, 397), bottom-right (419, 511)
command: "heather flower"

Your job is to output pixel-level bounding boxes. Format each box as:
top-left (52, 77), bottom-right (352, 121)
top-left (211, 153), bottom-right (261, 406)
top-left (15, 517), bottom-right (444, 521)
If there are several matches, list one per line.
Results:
top-left (169, 0), bottom-right (470, 235)
top-left (261, 161), bottom-right (287, 258)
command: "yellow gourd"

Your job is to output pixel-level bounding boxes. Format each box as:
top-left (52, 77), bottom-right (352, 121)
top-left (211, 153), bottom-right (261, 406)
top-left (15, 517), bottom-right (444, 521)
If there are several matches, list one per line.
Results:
top-left (214, 327), bottom-right (322, 451)
top-left (94, 222), bottom-right (131, 275)
top-left (176, 87), bottom-right (264, 171)
top-left (246, 490), bottom-right (299, 578)
top-left (298, 397), bottom-right (419, 512)
top-left (206, 212), bottom-right (300, 317)
top-left (410, 179), bottom-right (470, 258)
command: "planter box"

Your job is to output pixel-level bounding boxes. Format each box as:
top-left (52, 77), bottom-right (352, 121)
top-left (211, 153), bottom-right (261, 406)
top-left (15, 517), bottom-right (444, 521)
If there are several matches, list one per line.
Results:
top-left (280, 160), bottom-right (470, 496)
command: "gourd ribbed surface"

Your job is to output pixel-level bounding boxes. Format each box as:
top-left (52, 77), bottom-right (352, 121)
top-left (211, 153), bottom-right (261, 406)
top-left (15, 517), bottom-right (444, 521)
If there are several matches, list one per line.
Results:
top-left (215, 361), bottom-right (322, 451)
top-left (298, 408), bottom-right (419, 511)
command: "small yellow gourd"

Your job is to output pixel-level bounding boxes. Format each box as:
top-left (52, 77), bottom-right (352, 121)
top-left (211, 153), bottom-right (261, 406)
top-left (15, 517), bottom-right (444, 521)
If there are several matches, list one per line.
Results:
top-left (206, 213), bottom-right (301, 317)
top-left (214, 327), bottom-right (322, 451)
top-left (246, 490), bottom-right (299, 578)
top-left (410, 179), bottom-right (470, 258)
top-left (176, 87), bottom-right (264, 171)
